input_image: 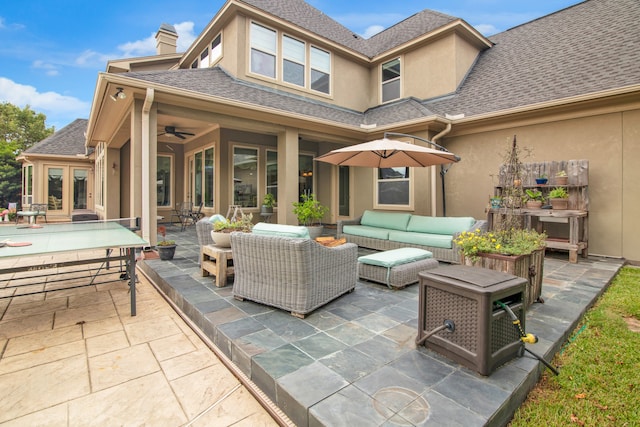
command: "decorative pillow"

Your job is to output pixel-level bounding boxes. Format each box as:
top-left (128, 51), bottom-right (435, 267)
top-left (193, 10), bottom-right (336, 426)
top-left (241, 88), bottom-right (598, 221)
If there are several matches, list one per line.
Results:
top-left (208, 214), bottom-right (227, 224)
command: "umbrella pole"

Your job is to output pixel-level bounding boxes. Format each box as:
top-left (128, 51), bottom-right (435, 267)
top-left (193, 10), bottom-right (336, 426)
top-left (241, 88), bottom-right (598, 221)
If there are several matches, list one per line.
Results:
top-left (440, 166), bottom-right (447, 216)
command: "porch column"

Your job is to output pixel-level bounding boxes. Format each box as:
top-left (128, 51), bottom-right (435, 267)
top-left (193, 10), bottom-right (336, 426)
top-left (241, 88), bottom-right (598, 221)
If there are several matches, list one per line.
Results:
top-left (277, 128), bottom-right (299, 225)
top-left (141, 89), bottom-right (157, 246)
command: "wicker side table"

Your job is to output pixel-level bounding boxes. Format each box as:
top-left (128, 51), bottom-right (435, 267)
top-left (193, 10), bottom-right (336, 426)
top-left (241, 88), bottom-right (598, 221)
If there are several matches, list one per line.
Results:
top-left (201, 244), bottom-right (234, 287)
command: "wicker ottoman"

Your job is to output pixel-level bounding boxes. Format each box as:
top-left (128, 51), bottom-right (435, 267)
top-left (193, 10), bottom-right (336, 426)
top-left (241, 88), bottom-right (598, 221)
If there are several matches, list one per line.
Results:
top-left (358, 248), bottom-right (439, 289)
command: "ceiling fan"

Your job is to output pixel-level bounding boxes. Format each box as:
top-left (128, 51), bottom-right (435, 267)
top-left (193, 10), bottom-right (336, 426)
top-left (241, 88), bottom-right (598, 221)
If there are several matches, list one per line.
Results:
top-left (158, 126), bottom-right (195, 139)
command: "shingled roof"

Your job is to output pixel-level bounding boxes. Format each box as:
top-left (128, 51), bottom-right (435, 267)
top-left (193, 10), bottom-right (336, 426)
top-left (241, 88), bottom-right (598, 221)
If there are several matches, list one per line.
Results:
top-left (24, 119), bottom-right (89, 156)
top-left (118, 0), bottom-right (640, 130)
top-left (426, 0), bottom-right (640, 117)
top-left (239, 0), bottom-right (458, 58)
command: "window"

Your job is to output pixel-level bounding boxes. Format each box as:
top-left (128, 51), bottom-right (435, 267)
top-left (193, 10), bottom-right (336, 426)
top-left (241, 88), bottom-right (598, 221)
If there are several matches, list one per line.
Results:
top-left (233, 147), bottom-right (258, 208)
top-left (188, 147), bottom-right (215, 208)
top-left (250, 22), bottom-right (276, 78)
top-left (22, 164), bottom-right (33, 207)
top-left (299, 154), bottom-right (314, 196)
top-left (157, 155), bottom-right (172, 207)
top-left (191, 59), bottom-right (198, 69)
top-left (338, 166), bottom-right (350, 217)
top-left (95, 143), bottom-right (105, 207)
top-left (210, 34), bottom-right (222, 64)
top-left (266, 150), bottom-right (278, 201)
top-left (283, 35), bottom-right (305, 87)
top-left (310, 46), bottom-right (330, 94)
top-left (199, 48), bottom-right (209, 68)
top-left (47, 167), bottom-right (63, 210)
top-left (73, 169), bottom-right (88, 210)
top-left (382, 58), bottom-right (401, 102)
top-left (376, 167), bottom-right (410, 207)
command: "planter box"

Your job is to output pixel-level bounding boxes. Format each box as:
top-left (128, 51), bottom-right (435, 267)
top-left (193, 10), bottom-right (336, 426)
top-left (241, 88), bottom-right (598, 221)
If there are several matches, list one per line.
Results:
top-left (462, 248), bottom-right (545, 308)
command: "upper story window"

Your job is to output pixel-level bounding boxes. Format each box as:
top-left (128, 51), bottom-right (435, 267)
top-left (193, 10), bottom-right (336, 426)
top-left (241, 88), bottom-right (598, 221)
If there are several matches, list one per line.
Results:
top-left (199, 48), bottom-right (209, 69)
top-left (283, 35), bottom-right (305, 87)
top-left (210, 34), bottom-right (222, 64)
top-left (310, 46), bottom-right (330, 94)
top-left (382, 58), bottom-right (401, 102)
top-left (250, 22), bottom-right (277, 78)
top-left (191, 60), bottom-right (198, 68)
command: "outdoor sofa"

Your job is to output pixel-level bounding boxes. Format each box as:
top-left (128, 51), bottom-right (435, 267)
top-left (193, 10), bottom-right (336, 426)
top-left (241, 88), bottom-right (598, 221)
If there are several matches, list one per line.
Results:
top-left (230, 223), bottom-right (358, 317)
top-left (337, 210), bottom-right (487, 263)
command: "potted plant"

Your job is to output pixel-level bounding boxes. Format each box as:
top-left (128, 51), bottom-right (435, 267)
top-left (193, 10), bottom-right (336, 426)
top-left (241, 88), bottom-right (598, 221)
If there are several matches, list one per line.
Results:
top-left (211, 213), bottom-right (253, 247)
top-left (261, 193), bottom-right (276, 214)
top-left (524, 189), bottom-right (545, 209)
top-left (157, 225), bottom-right (177, 260)
top-left (490, 196), bottom-right (502, 209)
top-left (292, 193), bottom-right (329, 238)
top-left (548, 186), bottom-right (569, 209)
top-left (555, 170), bottom-right (568, 185)
top-left (535, 174), bottom-right (548, 185)
top-left (455, 228), bottom-right (547, 307)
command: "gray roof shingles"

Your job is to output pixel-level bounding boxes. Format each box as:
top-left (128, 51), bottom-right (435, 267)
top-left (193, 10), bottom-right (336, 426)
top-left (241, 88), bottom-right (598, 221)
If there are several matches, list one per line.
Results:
top-left (117, 0), bottom-right (640, 131)
top-left (426, 0), bottom-right (640, 117)
top-left (25, 118), bottom-right (89, 156)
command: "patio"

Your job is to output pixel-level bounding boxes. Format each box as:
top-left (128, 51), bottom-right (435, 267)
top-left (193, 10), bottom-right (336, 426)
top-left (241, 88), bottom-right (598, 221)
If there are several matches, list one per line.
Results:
top-left (0, 221), bottom-right (624, 426)
top-left (139, 223), bottom-right (624, 426)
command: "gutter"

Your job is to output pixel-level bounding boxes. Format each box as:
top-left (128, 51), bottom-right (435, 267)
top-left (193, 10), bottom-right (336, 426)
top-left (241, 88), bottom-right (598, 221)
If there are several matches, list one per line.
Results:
top-left (141, 88), bottom-right (155, 246)
top-left (430, 122), bottom-right (452, 215)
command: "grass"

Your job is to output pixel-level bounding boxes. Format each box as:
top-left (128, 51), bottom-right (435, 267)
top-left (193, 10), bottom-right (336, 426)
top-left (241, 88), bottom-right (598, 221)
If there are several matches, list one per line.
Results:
top-left (510, 266), bottom-right (640, 426)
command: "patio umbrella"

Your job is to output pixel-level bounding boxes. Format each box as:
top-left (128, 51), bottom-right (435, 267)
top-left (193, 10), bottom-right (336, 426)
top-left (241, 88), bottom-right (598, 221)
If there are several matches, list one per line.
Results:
top-left (314, 138), bottom-right (459, 168)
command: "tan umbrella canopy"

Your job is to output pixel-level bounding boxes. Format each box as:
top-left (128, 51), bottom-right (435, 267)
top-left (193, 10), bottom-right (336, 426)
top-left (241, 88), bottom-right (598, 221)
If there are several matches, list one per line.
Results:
top-left (314, 138), bottom-right (460, 168)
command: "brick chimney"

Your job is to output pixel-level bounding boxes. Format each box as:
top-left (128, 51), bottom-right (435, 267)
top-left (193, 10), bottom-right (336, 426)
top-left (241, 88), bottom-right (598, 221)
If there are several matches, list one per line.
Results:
top-left (155, 23), bottom-right (178, 55)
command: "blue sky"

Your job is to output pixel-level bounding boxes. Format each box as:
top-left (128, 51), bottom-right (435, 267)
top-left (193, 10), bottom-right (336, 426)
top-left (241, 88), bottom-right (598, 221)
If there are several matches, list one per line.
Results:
top-left (0, 0), bottom-right (582, 130)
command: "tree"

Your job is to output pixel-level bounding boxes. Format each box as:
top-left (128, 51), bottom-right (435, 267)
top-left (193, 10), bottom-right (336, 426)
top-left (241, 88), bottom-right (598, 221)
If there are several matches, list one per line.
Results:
top-left (0, 102), bottom-right (54, 208)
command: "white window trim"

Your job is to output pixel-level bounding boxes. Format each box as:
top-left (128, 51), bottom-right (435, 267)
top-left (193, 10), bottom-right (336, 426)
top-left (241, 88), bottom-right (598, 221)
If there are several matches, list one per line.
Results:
top-left (373, 167), bottom-right (414, 211)
top-left (381, 57), bottom-right (401, 103)
top-left (232, 144), bottom-right (260, 209)
top-left (249, 21), bottom-right (278, 80)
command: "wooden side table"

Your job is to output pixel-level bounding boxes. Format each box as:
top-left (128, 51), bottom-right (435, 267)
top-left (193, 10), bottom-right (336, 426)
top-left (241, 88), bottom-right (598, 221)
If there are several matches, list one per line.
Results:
top-left (201, 244), bottom-right (234, 287)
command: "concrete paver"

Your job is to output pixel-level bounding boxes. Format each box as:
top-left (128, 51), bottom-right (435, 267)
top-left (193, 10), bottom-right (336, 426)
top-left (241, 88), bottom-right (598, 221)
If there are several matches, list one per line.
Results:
top-left (0, 251), bottom-right (282, 426)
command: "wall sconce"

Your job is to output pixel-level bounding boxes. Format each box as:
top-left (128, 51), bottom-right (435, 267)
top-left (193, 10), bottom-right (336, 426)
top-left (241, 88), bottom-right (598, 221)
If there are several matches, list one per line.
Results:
top-left (110, 87), bottom-right (126, 101)
top-left (111, 162), bottom-right (117, 175)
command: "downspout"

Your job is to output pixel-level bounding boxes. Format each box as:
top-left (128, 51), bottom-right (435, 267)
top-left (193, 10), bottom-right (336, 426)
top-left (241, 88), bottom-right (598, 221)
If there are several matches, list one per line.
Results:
top-left (431, 122), bottom-right (452, 216)
top-left (141, 88), bottom-right (154, 245)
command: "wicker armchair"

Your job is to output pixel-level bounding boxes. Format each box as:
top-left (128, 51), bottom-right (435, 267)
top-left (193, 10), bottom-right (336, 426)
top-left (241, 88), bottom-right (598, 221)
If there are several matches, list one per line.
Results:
top-left (230, 232), bottom-right (358, 318)
top-left (196, 218), bottom-right (214, 263)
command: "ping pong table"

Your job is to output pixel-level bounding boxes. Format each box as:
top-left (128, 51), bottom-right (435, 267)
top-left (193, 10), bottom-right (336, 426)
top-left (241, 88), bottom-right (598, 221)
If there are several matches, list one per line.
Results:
top-left (0, 219), bottom-right (148, 316)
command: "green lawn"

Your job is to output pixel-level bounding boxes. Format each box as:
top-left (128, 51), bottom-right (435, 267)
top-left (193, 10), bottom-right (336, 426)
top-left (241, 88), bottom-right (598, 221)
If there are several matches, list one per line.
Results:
top-left (510, 266), bottom-right (640, 426)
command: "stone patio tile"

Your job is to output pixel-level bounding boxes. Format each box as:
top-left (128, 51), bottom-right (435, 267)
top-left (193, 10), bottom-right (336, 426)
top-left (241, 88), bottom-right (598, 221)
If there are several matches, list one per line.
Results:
top-left (389, 350), bottom-right (455, 387)
top-left (68, 371), bottom-right (187, 426)
top-left (352, 312), bottom-right (399, 334)
top-left (170, 364), bottom-right (241, 419)
top-left (301, 310), bottom-right (346, 331)
top-left (124, 314), bottom-right (183, 345)
top-left (0, 340), bottom-right (85, 375)
top-left (149, 331), bottom-right (197, 361)
top-left (277, 362), bottom-right (349, 427)
top-left (82, 315), bottom-right (124, 338)
top-left (309, 384), bottom-right (392, 427)
top-left (292, 332), bottom-right (347, 359)
top-left (419, 390), bottom-right (486, 426)
top-left (354, 365), bottom-right (429, 411)
top-left (160, 347), bottom-right (219, 381)
top-left (2, 296), bottom-right (68, 320)
top-left (253, 311), bottom-right (318, 342)
top-left (0, 354), bottom-right (89, 424)
top-left (432, 370), bottom-right (511, 418)
top-left (0, 403), bottom-right (68, 427)
top-left (53, 301), bottom-right (118, 328)
top-left (3, 324), bottom-right (82, 357)
top-left (192, 385), bottom-right (279, 426)
top-left (324, 321), bottom-right (375, 346)
top-left (86, 330), bottom-right (130, 357)
top-left (89, 344), bottom-right (160, 391)
top-left (354, 334), bottom-right (412, 365)
top-left (0, 312), bottom-right (54, 340)
top-left (319, 346), bottom-right (382, 382)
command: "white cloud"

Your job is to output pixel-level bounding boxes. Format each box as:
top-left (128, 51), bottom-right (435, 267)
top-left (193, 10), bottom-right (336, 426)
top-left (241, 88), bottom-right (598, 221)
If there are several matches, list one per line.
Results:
top-left (473, 24), bottom-right (499, 36)
top-left (117, 21), bottom-right (197, 57)
top-left (363, 25), bottom-right (385, 39)
top-left (0, 77), bottom-right (89, 115)
top-left (32, 60), bottom-right (59, 76)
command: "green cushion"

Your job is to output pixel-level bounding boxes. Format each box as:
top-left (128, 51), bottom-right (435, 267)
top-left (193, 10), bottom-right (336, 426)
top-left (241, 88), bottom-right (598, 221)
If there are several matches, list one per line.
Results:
top-left (406, 215), bottom-right (475, 235)
top-left (252, 222), bottom-right (310, 238)
top-left (360, 210), bottom-right (411, 231)
top-left (358, 248), bottom-right (432, 268)
top-left (389, 230), bottom-right (453, 249)
top-left (342, 225), bottom-right (390, 240)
